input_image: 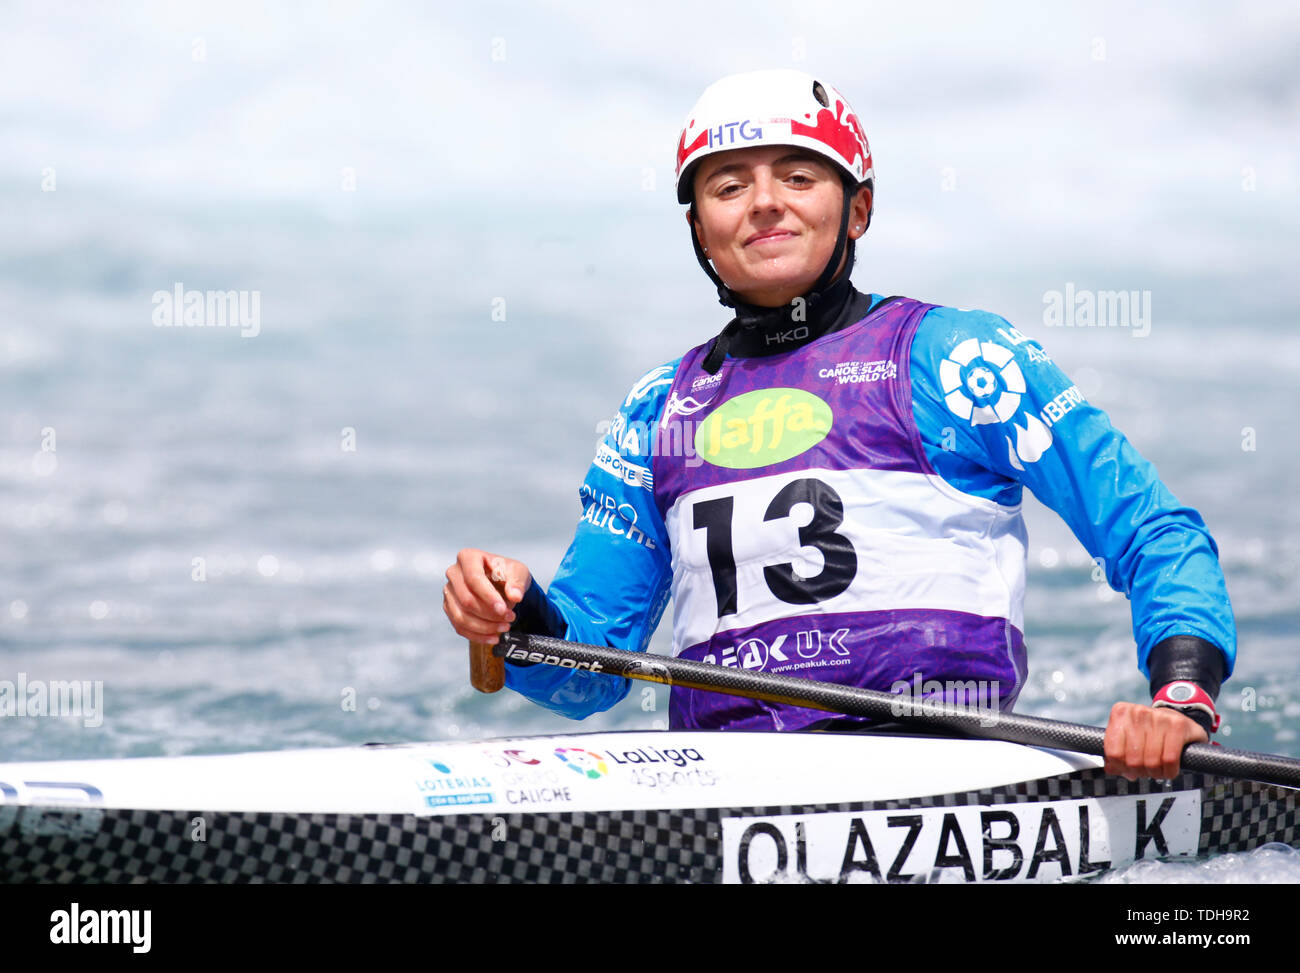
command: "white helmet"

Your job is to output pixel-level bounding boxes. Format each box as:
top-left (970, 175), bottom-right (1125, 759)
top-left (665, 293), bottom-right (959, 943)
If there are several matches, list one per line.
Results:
top-left (674, 69), bottom-right (874, 205)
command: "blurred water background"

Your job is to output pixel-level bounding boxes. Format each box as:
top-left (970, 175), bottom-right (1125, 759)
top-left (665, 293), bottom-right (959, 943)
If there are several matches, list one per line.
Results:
top-left (1, 1), bottom-right (1297, 881)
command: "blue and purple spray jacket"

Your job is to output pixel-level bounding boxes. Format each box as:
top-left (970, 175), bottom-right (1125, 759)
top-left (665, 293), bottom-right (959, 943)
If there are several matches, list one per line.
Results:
top-left (504, 293), bottom-right (1236, 730)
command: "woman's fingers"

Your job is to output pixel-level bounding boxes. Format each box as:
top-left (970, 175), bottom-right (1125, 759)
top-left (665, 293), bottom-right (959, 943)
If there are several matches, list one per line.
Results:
top-left (443, 585), bottom-right (511, 647)
top-left (443, 549), bottom-right (532, 643)
top-left (482, 554), bottom-right (531, 607)
top-left (457, 549), bottom-right (511, 617)
top-left (1104, 701), bottom-right (1208, 780)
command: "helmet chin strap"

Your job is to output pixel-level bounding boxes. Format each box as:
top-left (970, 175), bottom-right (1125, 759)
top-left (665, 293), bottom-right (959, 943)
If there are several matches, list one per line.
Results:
top-left (689, 215), bottom-right (734, 309)
top-left (696, 178), bottom-right (857, 374)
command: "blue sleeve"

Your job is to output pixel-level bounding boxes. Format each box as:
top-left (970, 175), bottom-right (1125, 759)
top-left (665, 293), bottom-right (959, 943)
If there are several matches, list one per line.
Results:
top-left (908, 306), bottom-right (1236, 679)
top-left (504, 360), bottom-right (678, 718)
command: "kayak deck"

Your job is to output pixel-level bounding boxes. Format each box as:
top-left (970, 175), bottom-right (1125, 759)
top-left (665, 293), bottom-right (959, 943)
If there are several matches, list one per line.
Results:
top-left (2, 731), bottom-right (1297, 883)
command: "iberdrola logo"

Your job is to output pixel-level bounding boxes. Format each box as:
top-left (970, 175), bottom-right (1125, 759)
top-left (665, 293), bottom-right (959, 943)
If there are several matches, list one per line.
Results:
top-left (939, 338), bottom-right (1054, 469)
top-left (695, 388), bottom-right (832, 469)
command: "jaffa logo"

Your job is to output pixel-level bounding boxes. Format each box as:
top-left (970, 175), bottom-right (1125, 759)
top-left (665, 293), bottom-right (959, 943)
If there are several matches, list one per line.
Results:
top-left (553, 747), bottom-right (609, 780)
top-left (694, 388), bottom-right (832, 470)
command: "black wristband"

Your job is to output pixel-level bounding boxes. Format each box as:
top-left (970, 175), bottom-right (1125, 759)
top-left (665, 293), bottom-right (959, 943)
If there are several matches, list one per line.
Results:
top-left (1147, 635), bottom-right (1227, 701)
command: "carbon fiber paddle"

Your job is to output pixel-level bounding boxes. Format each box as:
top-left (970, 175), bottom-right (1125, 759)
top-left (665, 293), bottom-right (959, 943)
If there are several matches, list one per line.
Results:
top-left (492, 630), bottom-right (1300, 789)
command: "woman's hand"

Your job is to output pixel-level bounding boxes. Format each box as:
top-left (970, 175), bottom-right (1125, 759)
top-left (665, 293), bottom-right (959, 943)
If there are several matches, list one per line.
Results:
top-left (1103, 701), bottom-right (1209, 780)
top-left (443, 549), bottom-right (532, 645)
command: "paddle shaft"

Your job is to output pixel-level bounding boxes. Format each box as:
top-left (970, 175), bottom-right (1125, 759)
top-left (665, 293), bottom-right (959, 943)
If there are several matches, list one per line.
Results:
top-left (495, 631), bottom-right (1300, 789)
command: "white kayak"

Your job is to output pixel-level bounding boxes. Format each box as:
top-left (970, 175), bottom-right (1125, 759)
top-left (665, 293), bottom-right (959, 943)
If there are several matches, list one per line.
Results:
top-left (2, 730), bottom-right (1296, 883)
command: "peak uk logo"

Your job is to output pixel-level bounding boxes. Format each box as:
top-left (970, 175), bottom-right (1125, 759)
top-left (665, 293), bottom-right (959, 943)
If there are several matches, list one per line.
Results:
top-left (939, 338), bottom-right (1056, 469)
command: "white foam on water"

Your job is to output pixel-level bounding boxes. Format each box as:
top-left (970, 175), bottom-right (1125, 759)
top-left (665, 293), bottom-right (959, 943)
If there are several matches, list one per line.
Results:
top-left (1096, 843), bottom-right (1300, 884)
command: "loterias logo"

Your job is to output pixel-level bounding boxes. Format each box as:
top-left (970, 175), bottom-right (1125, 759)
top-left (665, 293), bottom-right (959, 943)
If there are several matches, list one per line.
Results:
top-left (695, 388), bottom-right (832, 469)
top-left (417, 758), bottom-right (495, 808)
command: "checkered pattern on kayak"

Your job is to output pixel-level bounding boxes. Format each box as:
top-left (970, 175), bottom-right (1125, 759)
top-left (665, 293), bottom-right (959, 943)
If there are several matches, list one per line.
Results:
top-left (2, 768), bottom-right (1296, 882)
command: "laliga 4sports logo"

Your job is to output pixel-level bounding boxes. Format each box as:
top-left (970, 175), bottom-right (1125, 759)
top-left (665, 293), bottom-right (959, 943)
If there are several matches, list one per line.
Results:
top-left (553, 747), bottom-right (609, 780)
top-left (939, 338), bottom-right (1055, 470)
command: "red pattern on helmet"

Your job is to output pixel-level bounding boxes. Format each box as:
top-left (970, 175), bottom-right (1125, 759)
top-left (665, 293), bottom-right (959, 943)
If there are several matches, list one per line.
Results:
top-left (790, 98), bottom-right (871, 178)
top-left (676, 124), bottom-right (709, 177)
